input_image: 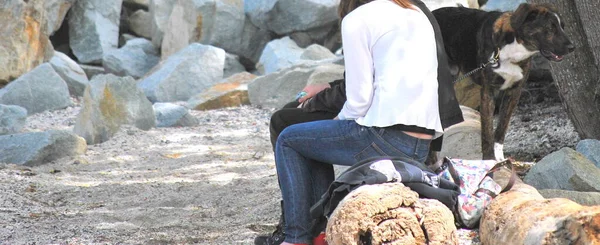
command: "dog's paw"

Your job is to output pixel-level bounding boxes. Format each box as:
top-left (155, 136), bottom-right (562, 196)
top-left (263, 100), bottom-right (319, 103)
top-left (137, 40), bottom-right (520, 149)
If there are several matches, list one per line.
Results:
top-left (494, 143), bottom-right (506, 161)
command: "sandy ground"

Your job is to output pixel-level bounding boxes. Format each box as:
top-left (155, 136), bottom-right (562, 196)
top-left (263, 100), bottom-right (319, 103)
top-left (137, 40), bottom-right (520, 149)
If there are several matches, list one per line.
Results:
top-left (0, 96), bottom-right (578, 244)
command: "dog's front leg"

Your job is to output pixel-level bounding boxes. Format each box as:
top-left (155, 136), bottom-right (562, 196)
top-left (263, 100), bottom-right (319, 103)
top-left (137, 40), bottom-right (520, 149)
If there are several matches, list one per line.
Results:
top-left (480, 75), bottom-right (496, 160)
top-left (494, 78), bottom-right (528, 161)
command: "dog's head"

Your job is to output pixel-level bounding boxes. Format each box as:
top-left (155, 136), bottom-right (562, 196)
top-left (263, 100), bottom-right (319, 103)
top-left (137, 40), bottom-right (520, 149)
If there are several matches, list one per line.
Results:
top-left (510, 3), bottom-right (575, 62)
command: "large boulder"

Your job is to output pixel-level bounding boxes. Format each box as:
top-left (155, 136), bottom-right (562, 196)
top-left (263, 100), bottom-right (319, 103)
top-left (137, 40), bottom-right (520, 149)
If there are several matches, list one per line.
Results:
top-left (138, 43), bottom-right (225, 103)
top-left (103, 38), bottom-right (160, 79)
top-left (68, 0), bottom-right (123, 64)
top-left (49, 51), bottom-right (90, 97)
top-left (248, 61), bottom-right (344, 109)
top-left (576, 139), bottom-right (600, 169)
top-left (161, 0), bottom-right (271, 65)
top-left (45, 0), bottom-right (77, 35)
top-left (128, 9), bottom-right (153, 39)
top-left (0, 0), bottom-right (54, 86)
top-left (244, 0), bottom-right (338, 36)
top-left (524, 147), bottom-right (600, 192)
top-left (149, 0), bottom-right (176, 48)
top-left (0, 105), bottom-right (27, 136)
top-left (0, 63), bottom-right (72, 115)
top-left (153, 103), bottom-right (199, 128)
top-left (73, 74), bottom-right (155, 145)
top-left (0, 130), bottom-right (87, 166)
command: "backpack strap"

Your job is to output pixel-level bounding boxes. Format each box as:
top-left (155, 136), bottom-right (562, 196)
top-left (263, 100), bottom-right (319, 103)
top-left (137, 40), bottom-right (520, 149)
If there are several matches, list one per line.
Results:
top-left (484, 159), bottom-right (517, 193)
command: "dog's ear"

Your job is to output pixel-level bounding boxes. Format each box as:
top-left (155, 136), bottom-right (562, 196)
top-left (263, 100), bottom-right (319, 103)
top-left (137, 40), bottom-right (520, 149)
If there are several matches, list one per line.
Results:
top-left (510, 3), bottom-right (535, 31)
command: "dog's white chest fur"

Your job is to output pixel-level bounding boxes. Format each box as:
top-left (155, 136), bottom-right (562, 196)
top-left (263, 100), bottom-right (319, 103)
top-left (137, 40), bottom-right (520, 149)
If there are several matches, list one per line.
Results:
top-left (492, 39), bottom-right (538, 90)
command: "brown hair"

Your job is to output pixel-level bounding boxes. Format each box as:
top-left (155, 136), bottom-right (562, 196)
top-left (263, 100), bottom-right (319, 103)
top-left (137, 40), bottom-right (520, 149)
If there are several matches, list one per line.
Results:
top-left (338, 0), bottom-right (415, 20)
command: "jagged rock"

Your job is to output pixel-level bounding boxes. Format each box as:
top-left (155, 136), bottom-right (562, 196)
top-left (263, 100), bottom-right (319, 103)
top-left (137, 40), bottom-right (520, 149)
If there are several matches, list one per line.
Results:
top-left (49, 51), bottom-right (89, 97)
top-left (256, 37), bottom-right (304, 75)
top-left (73, 74), bottom-right (155, 144)
top-left (79, 64), bottom-right (107, 80)
top-left (153, 103), bottom-right (199, 127)
top-left (149, 0), bottom-right (176, 48)
top-left (188, 72), bottom-right (257, 111)
top-left (248, 61), bottom-right (344, 109)
top-left (138, 43), bottom-right (225, 103)
top-left (161, 0), bottom-right (271, 65)
top-left (68, 0), bottom-right (123, 64)
top-left (0, 63), bottom-right (72, 115)
top-left (0, 105), bottom-right (27, 135)
top-left (327, 182), bottom-right (458, 245)
top-left (224, 54), bottom-right (247, 79)
top-left (482, 0), bottom-right (526, 11)
top-left (244, 0), bottom-right (338, 36)
top-left (576, 139), bottom-right (600, 168)
top-left (128, 9), bottom-right (153, 39)
top-left (300, 44), bottom-right (336, 61)
top-left (0, 130), bottom-right (86, 166)
top-left (103, 38), bottom-right (159, 79)
top-left (0, 0), bottom-right (54, 85)
top-left (45, 0), bottom-right (77, 35)
top-left (524, 147), bottom-right (600, 192)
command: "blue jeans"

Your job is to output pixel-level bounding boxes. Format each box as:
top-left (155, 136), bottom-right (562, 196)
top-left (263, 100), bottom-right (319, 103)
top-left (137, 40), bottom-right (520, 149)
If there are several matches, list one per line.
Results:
top-left (274, 119), bottom-right (431, 244)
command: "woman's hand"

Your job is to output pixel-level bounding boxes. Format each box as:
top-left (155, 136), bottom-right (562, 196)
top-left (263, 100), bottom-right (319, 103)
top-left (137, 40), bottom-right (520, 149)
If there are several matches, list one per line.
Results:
top-left (297, 83), bottom-right (331, 103)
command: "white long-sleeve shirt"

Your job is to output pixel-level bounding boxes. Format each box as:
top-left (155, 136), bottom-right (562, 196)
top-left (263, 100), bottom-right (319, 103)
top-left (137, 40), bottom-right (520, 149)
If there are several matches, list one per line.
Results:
top-left (337, 0), bottom-right (443, 135)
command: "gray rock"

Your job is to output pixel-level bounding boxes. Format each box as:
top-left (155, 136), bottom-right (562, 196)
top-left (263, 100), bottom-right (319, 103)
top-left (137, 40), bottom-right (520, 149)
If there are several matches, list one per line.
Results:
top-left (248, 62), bottom-right (344, 109)
top-left (149, 0), bottom-right (176, 48)
top-left (245, 0), bottom-right (338, 36)
top-left (524, 147), bottom-right (600, 192)
top-left (576, 139), bottom-right (600, 169)
top-left (49, 51), bottom-right (90, 97)
top-left (539, 189), bottom-right (600, 206)
top-left (300, 44), bottom-right (336, 61)
top-left (482, 0), bottom-right (526, 11)
top-left (45, 0), bottom-right (77, 35)
top-left (103, 38), bottom-right (159, 79)
top-left (153, 103), bottom-right (199, 127)
top-left (0, 63), bottom-right (72, 115)
top-left (69, 0), bottom-right (123, 64)
top-left (160, 0), bottom-right (271, 65)
top-left (79, 64), bottom-right (107, 80)
top-left (138, 43), bottom-right (225, 103)
top-left (0, 105), bottom-right (27, 135)
top-left (257, 37), bottom-right (304, 75)
top-left (128, 9), bottom-right (153, 39)
top-left (224, 54), bottom-right (247, 79)
top-left (0, 130), bottom-right (87, 166)
top-left (73, 74), bottom-right (155, 144)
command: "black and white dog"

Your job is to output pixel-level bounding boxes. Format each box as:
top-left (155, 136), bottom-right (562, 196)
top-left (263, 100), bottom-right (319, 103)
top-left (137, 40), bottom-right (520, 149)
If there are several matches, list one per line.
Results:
top-left (432, 3), bottom-right (575, 160)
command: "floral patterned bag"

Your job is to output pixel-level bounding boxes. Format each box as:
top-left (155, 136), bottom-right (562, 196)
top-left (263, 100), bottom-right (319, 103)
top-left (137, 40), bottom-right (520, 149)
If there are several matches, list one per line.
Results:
top-left (438, 157), bottom-right (516, 228)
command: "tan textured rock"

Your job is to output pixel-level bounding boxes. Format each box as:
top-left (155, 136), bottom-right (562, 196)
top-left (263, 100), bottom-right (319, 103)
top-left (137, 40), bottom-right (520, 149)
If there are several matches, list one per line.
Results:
top-left (326, 183), bottom-right (458, 245)
top-left (454, 77), bottom-right (481, 110)
top-left (0, 0), bottom-right (53, 86)
top-left (188, 72), bottom-right (257, 111)
top-left (480, 169), bottom-right (600, 245)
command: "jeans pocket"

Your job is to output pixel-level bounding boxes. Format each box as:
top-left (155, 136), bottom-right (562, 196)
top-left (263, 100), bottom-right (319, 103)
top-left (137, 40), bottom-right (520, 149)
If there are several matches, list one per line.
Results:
top-left (353, 142), bottom-right (388, 163)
